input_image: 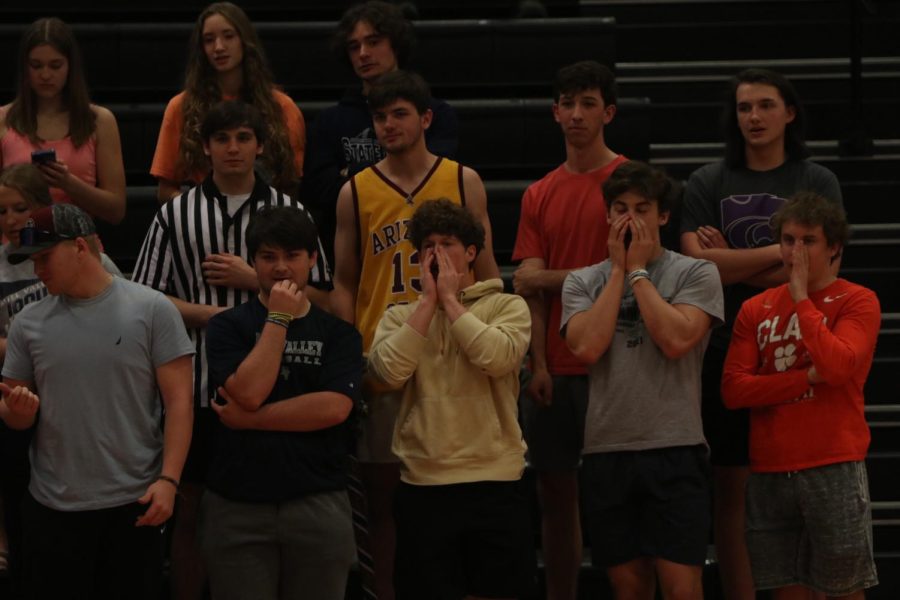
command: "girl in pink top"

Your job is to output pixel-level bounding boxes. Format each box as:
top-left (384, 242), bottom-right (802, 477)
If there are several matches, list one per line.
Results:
top-left (152, 2), bottom-right (305, 203)
top-left (0, 18), bottom-right (126, 225)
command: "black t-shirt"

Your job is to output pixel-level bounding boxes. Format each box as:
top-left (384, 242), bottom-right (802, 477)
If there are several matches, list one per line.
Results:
top-left (205, 298), bottom-right (363, 501)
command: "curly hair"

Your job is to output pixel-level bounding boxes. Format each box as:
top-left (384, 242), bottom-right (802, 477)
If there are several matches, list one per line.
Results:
top-left (179, 2), bottom-right (297, 191)
top-left (408, 198), bottom-right (484, 255)
top-left (5, 18), bottom-right (96, 147)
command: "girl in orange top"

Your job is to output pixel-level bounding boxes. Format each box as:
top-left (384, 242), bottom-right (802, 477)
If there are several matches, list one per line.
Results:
top-left (152, 2), bottom-right (305, 203)
top-left (0, 18), bottom-right (126, 225)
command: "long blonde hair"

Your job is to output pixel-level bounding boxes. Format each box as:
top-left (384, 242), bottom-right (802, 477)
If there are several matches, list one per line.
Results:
top-left (179, 2), bottom-right (297, 191)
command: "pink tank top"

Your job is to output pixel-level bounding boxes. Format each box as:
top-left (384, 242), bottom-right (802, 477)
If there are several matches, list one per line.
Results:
top-left (1, 127), bottom-right (97, 204)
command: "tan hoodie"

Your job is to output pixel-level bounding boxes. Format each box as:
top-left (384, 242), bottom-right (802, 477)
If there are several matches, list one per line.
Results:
top-left (368, 279), bottom-right (531, 485)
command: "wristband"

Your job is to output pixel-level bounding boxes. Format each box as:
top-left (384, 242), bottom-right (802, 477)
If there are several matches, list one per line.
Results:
top-left (627, 268), bottom-right (650, 286)
top-left (267, 311), bottom-right (294, 322)
top-left (157, 475), bottom-right (180, 489)
top-left (266, 316), bottom-right (290, 329)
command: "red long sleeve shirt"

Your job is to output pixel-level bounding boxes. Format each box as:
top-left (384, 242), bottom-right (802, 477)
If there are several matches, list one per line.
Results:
top-left (722, 278), bottom-right (880, 472)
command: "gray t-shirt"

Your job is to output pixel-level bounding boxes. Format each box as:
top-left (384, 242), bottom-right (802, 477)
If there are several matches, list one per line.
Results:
top-left (560, 250), bottom-right (724, 454)
top-left (0, 243), bottom-right (123, 338)
top-left (3, 277), bottom-right (194, 511)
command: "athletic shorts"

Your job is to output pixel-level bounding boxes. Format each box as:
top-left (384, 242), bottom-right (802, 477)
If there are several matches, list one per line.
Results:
top-left (745, 461), bottom-right (878, 595)
top-left (582, 445), bottom-right (711, 567)
top-left (393, 480), bottom-right (537, 599)
top-left (520, 374), bottom-right (588, 471)
top-left (356, 389), bottom-right (402, 464)
top-left (701, 344), bottom-right (750, 466)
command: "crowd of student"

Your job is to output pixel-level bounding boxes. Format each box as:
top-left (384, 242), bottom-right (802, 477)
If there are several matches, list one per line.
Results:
top-left (0, 2), bottom-right (882, 600)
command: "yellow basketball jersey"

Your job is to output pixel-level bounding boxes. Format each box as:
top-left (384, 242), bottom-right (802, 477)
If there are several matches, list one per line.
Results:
top-left (352, 157), bottom-right (464, 353)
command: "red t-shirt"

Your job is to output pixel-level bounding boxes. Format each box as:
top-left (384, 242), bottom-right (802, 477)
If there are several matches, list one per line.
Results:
top-left (722, 278), bottom-right (880, 472)
top-left (512, 155), bottom-right (627, 375)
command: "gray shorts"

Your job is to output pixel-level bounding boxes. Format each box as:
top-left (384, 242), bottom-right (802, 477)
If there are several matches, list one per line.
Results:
top-left (199, 489), bottom-right (356, 600)
top-left (520, 374), bottom-right (588, 471)
top-left (745, 461), bottom-right (878, 596)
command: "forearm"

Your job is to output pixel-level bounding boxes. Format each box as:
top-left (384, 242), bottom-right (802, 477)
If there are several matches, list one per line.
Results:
top-left (449, 310), bottom-right (531, 377)
top-left (224, 322), bottom-right (288, 410)
top-left (167, 295), bottom-right (225, 329)
top-left (369, 320), bottom-right (427, 387)
top-left (525, 293), bottom-right (549, 371)
top-left (796, 298), bottom-right (881, 385)
top-left (691, 245), bottom-right (781, 286)
top-left (630, 279), bottom-right (706, 359)
top-left (244, 392), bottom-right (353, 432)
top-left (721, 369), bottom-right (811, 408)
top-left (61, 175), bottom-right (126, 225)
top-left (160, 398), bottom-right (192, 481)
top-left (565, 268), bottom-right (625, 363)
top-left (744, 264), bottom-right (787, 289)
top-left (407, 297), bottom-right (437, 336)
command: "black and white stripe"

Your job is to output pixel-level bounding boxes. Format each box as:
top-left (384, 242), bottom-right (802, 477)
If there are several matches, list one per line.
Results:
top-left (132, 176), bottom-right (331, 408)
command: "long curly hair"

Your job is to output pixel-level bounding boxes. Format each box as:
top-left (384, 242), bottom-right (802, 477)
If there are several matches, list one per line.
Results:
top-left (5, 17), bottom-right (96, 147)
top-left (179, 2), bottom-right (297, 190)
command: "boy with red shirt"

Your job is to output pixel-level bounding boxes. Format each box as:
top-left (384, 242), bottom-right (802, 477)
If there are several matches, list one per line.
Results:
top-left (511, 60), bottom-right (625, 600)
top-left (722, 192), bottom-right (880, 598)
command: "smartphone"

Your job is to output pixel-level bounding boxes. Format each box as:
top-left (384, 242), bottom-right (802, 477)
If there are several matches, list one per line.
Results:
top-left (623, 228), bottom-right (633, 250)
top-left (31, 149), bottom-right (57, 165)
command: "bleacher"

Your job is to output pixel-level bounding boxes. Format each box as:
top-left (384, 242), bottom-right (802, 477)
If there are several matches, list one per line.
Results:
top-left (1, 1), bottom-right (898, 598)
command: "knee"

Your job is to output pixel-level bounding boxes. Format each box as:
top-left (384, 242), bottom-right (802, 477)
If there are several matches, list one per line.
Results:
top-left (659, 575), bottom-right (703, 600)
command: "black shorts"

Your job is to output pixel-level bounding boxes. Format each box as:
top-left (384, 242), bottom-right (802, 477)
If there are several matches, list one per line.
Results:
top-left (22, 492), bottom-right (163, 599)
top-left (393, 480), bottom-right (536, 599)
top-left (582, 445), bottom-right (711, 567)
top-left (701, 344), bottom-right (750, 466)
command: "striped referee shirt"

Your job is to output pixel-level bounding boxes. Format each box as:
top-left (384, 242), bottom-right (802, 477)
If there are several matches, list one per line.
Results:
top-left (132, 175), bottom-right (331, 408)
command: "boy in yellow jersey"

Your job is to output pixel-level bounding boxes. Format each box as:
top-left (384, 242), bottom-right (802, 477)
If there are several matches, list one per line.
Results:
top-left (332, 69), bottom-right (499, 599)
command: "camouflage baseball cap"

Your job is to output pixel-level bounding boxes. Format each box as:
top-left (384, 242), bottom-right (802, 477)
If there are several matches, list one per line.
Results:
top-left (8, 204), bottom-right (97, 265)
